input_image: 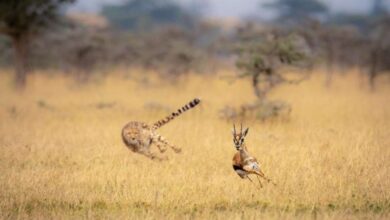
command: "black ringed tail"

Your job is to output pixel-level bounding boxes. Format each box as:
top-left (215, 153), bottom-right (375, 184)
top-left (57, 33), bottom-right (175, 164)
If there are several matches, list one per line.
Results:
top-left (152, 98), bottom-right (201, 129)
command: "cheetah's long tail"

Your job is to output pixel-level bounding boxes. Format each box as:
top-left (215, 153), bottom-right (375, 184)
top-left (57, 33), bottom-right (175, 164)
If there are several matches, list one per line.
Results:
top-left (152, 98), bottom-right (201, 129)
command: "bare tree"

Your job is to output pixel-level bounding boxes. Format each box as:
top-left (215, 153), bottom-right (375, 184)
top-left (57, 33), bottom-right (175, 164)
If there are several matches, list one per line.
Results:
top-left (368, 17), bottom-right (390, 90)
top-left (298, 23), bottom-right (364, 87)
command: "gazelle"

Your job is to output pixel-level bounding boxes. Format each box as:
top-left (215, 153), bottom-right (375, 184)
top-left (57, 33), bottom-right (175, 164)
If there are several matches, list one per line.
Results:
top-left (231, 124), bottom-right (275, 188)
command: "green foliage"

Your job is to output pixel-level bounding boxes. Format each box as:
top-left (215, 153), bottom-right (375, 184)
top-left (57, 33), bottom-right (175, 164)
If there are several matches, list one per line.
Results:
top-left (101, 0), bottom-right (195, 31)
top-left (0, 0), bottom-right (74, 38)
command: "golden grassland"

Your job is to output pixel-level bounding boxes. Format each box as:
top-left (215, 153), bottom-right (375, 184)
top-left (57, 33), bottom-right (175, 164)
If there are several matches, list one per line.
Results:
top-left (0, 69), bottom-right (389, 219)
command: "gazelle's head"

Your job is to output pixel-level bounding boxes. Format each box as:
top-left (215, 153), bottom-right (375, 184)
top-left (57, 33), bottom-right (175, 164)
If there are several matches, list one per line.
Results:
top-left (232, 124), bottom-right (249, 150)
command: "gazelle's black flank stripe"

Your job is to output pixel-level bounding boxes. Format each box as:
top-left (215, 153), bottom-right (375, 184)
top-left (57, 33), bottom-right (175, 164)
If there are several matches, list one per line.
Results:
top-left (152, 98), bottom-right (201, 129)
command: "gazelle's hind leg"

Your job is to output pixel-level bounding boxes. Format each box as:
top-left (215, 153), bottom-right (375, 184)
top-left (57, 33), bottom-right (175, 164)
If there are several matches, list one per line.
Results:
top-left (153, 134), bottom-right (182, 153)
top-left (256, 170), bottom-right (277, 186)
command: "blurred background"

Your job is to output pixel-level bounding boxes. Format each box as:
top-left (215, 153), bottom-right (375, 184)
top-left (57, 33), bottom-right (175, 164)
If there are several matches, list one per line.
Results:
top-left (1, 0), bottom-right (389, 87)
top-left (1, 0), bottom-right (389, 120)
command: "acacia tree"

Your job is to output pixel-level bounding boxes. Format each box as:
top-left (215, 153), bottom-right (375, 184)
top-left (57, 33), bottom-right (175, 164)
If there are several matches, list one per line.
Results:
top-left (0, 0), bottom-right (74, 87)
top-left (220, 26), bottom-right (311, 120)
top-left (235, 33), bottom-right (309, 101)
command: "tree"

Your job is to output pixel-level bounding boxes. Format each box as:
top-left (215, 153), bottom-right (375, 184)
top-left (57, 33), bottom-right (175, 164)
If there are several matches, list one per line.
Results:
top-left (297, 22), bottom-right (365, 87)
top-left (0, 0), bottom-right (74, 87)
top-left (367, 16), bottom-right (390, 90)
top-left (219, 25), bottom-right (311, 121)
top-left (264, 0), bottom-right (328, 25)
top-left (235, 33), bottom-right (308, 100)
top-left (328, 0), bottom-right (389, 32)
top-left (371, 0), bottom-right (388, 17)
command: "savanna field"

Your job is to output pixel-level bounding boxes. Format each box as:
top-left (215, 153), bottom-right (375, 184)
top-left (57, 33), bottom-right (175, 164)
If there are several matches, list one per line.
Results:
top-left (0, 69), bottom-right (389, 219)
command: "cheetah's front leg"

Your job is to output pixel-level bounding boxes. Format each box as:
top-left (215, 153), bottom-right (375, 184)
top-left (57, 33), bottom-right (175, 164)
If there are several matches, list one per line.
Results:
top-left (138, 149), bottom-right (167, 161)
top-left (154, 141), bottom-right (167, 153)
top-left (153, 134), bottom-right (182, 153)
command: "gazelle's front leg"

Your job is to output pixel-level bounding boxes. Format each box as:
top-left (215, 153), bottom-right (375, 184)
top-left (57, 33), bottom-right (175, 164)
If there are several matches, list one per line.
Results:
top-left (256, 175), bottom-right (263, 188)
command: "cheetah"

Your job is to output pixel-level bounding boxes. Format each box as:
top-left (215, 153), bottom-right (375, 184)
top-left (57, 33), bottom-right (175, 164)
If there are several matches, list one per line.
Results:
top-left (122, 98), bottom-right (201, 160)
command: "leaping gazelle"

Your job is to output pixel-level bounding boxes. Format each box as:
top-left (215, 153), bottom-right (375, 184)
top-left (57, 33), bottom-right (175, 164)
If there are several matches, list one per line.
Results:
top-left (231, 124), bottom-right (276, 188)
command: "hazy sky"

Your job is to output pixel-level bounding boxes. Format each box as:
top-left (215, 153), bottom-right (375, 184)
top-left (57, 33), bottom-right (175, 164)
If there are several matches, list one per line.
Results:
top-left (71, 0), bottom-right (387, 19)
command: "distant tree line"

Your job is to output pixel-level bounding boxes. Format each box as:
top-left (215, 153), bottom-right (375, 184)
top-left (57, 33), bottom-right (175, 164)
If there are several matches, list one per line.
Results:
top-left (0, 0), bottom-right (389, 91)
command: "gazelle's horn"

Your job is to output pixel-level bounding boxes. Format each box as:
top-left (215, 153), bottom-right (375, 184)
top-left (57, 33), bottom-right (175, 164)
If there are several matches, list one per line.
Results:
top-left (240, 123), bottom-right (243, 133)
top-left (233, 124), bottom-right (236, 134)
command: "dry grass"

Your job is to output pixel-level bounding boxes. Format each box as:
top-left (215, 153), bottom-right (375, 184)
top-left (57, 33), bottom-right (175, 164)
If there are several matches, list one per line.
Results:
top-left (0, 69), bottom-right (389, 219)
